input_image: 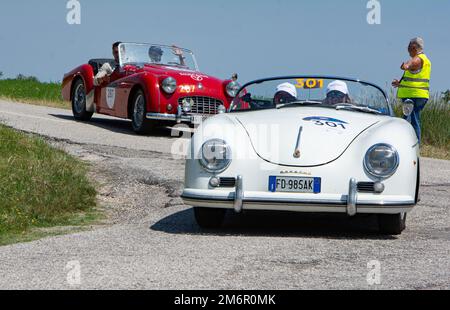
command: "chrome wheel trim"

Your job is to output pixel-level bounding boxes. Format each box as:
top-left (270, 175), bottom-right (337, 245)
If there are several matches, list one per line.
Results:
top-left (74, 83), bottom-right (86, 114)
top-left (133, 94), bottom-right (145, 128)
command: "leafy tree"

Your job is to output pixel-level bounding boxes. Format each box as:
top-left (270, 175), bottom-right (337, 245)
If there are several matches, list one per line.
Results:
top-left (0, 71), bottom-right (3, 79)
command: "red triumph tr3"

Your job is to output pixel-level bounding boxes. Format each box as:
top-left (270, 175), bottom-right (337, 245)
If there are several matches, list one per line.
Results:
top-left (61, 43), bottom-right (239, 133)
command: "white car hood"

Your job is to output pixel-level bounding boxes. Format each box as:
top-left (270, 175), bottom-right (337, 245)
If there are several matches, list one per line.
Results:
top-left (232, 107), bottom-right (383, 167)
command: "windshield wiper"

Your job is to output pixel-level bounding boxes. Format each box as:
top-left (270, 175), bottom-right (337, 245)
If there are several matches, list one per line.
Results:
top-left (335, 104), bottom-right (382, 115)
top-left (277, 100), bottom-right (322, 110)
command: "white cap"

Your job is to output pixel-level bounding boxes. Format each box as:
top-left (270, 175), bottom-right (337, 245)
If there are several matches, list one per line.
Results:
top-left (327, 80), bottom-right (349, 95)
top-left (276, 83), bottom-right (297, 98)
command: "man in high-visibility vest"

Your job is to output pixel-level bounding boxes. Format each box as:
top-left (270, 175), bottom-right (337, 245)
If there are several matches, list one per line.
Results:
top-left (392, 37), bottom-right (432, 144)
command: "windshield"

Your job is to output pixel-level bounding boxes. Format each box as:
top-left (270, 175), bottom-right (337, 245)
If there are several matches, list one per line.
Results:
top-left (118, 43), bottom-right (198, 71)
top-left (230, 77), bottom-right (390, 115)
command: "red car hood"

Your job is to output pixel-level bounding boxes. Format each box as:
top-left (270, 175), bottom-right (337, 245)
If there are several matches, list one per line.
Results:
top-left (138, 64), bottom-right (225, 84)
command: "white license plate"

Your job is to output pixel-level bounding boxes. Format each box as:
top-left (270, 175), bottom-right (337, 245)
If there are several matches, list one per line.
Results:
top-left (268, 176), bottom-right (322, 193)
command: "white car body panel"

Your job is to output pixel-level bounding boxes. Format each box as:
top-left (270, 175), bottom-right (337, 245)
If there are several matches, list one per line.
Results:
top-left (182, 104), bottom-right (420, 216)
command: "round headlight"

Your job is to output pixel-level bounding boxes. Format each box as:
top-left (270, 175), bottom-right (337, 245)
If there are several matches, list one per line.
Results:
top-left (226, 81), bottom-right (240, 97)
top-left (162, 77), bottom-right (177, 94)
top-left (199, 139), bottom-right (232, 173)
top-left (364, 144), bottom-right (399, 179)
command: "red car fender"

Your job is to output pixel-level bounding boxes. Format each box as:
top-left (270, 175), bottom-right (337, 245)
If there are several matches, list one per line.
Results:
top-left (123, 73), bottom-right (161, 113)
top-left (61, 64), bottom-right (95, 101)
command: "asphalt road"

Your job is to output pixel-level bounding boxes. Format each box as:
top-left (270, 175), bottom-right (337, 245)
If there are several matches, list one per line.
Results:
top-left (0, 99), bottom-right (449, 290)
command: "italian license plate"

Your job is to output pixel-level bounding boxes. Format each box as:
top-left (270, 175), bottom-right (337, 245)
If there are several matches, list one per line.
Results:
top-left (268, 176), bottom-right (321, 193)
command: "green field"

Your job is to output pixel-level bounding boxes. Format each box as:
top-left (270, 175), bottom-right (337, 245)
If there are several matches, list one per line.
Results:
top-left (0, 125), bottom-right (98, 245)
top-left (0, 76), bottom-right (449, 160)
top-left (0, 75), bottom-right (70, 109)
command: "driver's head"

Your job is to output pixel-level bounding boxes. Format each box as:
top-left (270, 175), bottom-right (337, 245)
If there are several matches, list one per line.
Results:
top-left (274, 83), bottom-right (297, 105)
top-left (324, 80), bottom-right (350, 105)
top-left (148, 46), bottom-right (163, 63)
top-left (112, 41), bottom-right (122, 63)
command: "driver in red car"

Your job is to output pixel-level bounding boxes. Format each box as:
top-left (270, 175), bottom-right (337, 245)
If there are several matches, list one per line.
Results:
top-left (94, 41), bottom-right (122, 86)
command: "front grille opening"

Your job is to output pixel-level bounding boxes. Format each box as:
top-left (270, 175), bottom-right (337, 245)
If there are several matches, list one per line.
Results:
top-left (179, 96), bottom-right (224, 115)
top-left (357, 182), bottom-right (376, 193)
top-left (219, 177), bottom-right (236, 188)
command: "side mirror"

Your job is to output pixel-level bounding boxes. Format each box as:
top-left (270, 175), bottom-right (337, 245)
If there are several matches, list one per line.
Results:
top-left (402, 99), bottom-right (414, 117)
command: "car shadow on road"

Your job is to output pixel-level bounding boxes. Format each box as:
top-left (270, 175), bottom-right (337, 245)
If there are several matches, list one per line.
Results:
top-left (150, 208), bottom-right (398, 240)
top-left (49, 114), bottom-right (184, 138)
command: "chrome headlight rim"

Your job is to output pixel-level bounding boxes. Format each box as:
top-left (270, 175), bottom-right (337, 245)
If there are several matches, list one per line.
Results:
top-left (199, 139), bottom-right (232, 173)
top-left (364, 143), bottom-right (400, 179)
top-left (161, 77), bottom-right (177, 94)
top-left (226, 81), bottom-right (240, 97)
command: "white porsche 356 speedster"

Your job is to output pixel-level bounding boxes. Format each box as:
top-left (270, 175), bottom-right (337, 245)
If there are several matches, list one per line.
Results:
top-left (181, 76), bottom-right (420, 235)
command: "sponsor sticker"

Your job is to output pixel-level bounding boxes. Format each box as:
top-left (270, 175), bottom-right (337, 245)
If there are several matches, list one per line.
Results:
top-left (303, 116), bottom-right (348, 130)
top-left (106, 87), bottom-right (116, 109)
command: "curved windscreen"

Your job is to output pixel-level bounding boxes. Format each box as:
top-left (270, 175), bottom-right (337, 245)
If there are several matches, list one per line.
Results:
top-left (118, 43), bottom-right (198, 71)
top-left (230, 77), bottom-right (389, 115)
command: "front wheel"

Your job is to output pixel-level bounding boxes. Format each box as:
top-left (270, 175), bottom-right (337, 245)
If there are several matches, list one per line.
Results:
top-left (194, 207), bottom-right (227, 229)
top-left (378, 213), bottom-right (407, 235)
top-left (71, 79), bottom-right (93, 121)
top-left (131, 89), bottom-right (154, 134)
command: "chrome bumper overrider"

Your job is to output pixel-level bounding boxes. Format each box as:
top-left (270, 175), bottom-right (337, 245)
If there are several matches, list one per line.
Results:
top-left (181, 176), bottom-right (416, 216)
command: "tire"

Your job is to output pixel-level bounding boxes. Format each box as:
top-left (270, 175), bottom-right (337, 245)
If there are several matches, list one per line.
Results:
top-left (131, 89), bottom-right (154, 134)
top-left (71, 79), bottom-right (93, 121)
top-left (194, 207), bottom-right (226, 229)
top-left (378, 213), bottom-right (407, 235)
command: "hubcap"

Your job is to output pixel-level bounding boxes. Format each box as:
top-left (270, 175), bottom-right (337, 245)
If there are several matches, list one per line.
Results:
top-left (74, 84), bottom-right (86, 113)
top-left (133, 95), bottom-right (145, 128)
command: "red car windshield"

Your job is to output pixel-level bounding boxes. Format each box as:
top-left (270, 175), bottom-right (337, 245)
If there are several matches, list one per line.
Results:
top-left (118, 43), bottom-right (199, 71)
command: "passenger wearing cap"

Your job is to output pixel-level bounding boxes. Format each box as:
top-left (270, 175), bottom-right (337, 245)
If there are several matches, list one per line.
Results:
top-left (323, 80), bottom-right (351, 105)
top-left (274, 82), bottom-right (297, 105)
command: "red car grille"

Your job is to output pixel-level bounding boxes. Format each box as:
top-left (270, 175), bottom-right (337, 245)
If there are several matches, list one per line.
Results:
top-left (178, 96), bottom-right (223, 115)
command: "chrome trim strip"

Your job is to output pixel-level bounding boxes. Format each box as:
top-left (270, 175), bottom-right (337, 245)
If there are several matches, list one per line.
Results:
top-left (233, 175), bottom-right (244, 213)
top-left (293, 126), bottom-right (303, 158)
top-left (146, 113), bottom-right (191, 122)
top-left (347, 178), bottom-right (357, 216)
top-left (181, 192), bottom-right (415, 207)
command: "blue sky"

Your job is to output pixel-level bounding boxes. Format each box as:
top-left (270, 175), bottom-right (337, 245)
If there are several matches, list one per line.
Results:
top-left (0, 0), bottom-right (449, 93)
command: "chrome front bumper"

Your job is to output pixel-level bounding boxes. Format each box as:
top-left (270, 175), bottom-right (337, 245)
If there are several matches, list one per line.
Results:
top-left (146, 105), bottom-right (205, 124)
top-left (181, 176), bottom-right (416, 216)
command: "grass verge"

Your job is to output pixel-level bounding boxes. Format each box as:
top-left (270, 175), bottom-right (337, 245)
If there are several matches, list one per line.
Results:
top-left (393, 98), bottom-right (450, 160)
top-left (0, 125), bottom-right (98, 246)
top-left (0, 77), bottom-right (70, 109)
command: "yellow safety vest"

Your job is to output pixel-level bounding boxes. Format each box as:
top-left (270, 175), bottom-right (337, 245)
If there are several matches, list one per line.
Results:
top-left (397, 53), bottom-right (431, 99)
